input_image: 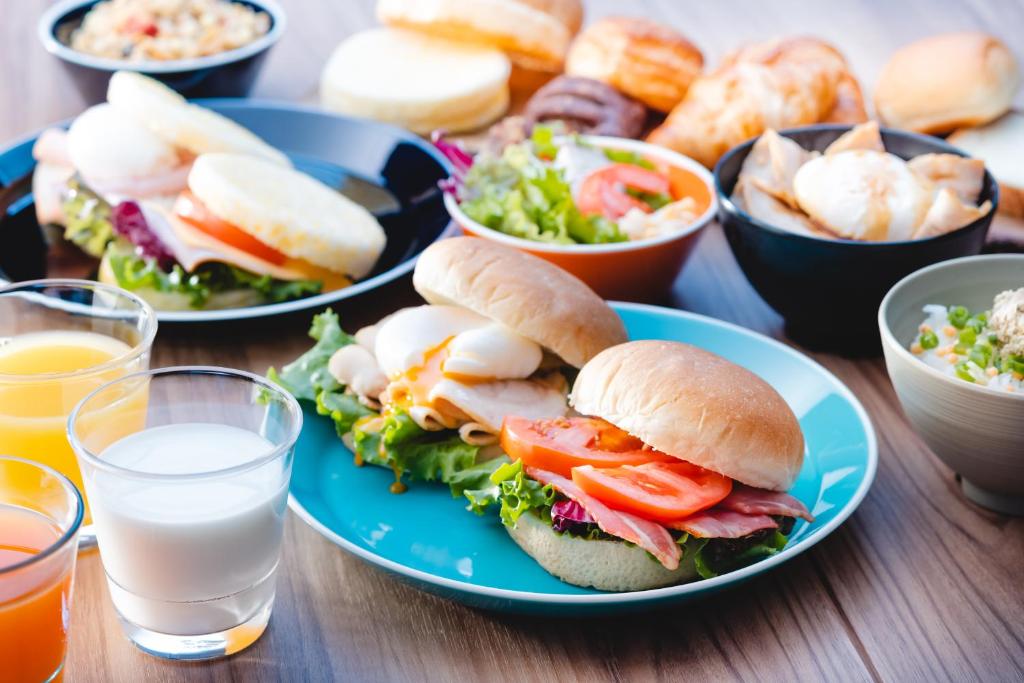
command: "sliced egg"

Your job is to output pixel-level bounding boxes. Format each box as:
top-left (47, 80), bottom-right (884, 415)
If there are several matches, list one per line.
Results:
top-left (444, 323), bottom-right (542, 380)
top-left (374, 305), bottom-right (488, 378)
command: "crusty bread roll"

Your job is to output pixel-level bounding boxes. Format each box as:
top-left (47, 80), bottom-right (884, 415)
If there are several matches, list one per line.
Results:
top-left (106, 71), bottom-right (289, 166)
top-left (570, 340), bottom-right (804, 491)
top-left (320, 28), bottom-right (510, 135)
top-left (647, 37), bottom-right (855, 168)
top-left (874, 32), bottom-right (1020, 134)
top-left (949, 111), bottom-right (1024, 219)
top-left (188, 154), bottom-right (386, 278)
top-left (413, 237), bottom-right (627, 368)
top-left (377, 0), bottom-right (580, 72)
top-left (506, 510), bottom-right (697, 591)
top-left (565, 17), bottom-right (703, 112)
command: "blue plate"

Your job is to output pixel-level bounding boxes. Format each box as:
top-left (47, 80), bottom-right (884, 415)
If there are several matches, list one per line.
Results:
top-left (0, 100), bottom-right (453, 324)
top-left (288, 303), bottom-right (877, 614)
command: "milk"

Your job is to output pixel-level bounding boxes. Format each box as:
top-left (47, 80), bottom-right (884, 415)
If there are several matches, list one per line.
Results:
top-left (86, 423), bottom-right (289, 636)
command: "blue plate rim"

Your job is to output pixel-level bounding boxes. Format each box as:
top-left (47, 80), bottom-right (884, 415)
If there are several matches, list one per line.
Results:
top-left (287, 302), bottom-right (879, 604)
top-left (0, 99), bottom-right (456, 324)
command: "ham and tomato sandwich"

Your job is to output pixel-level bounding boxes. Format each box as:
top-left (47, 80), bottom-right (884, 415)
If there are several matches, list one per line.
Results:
top-left (476, 340), bottom-right (814, 591)
top-left (269, 236), bottom-right (627, 492)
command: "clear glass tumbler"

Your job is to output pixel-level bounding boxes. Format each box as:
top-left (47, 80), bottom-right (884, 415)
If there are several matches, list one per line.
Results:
top-left (68, 366), bottom-right (302, 661)
top-left (0, 279), bottom-right (156, 546)
top-left (0, 455), bottom-right (84, 683)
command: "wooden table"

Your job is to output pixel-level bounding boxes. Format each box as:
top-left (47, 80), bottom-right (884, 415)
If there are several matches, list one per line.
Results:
top-left (5, 1), bottom-right (1024, 680)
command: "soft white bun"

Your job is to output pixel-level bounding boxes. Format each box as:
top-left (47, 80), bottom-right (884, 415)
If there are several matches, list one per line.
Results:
top-left (570, 340), bottom-right (805, 491)
top-left (98, 252), bottom-right (263, 310)
top-left (67, 103), bottom-right (181, 183)
top-left (187, 153), bottom-right (386, 278)
top-left (377, 0), bottom-right (578, 72)
top-left (107, 71), bottom-right (289, 166)
top-left (506, 511), bottom-right (696, 591)
top-left (874, 32), bottom-right (1020, 134)
top-left (412, 237), bottom-right (626, 368)
top-left (320, 28), bottom-right (510, 134)
top-left (949, 112), bottom-right (1024, 219)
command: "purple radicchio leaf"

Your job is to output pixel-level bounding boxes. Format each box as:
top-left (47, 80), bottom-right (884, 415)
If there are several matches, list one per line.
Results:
top-left (111, 201), bottom-right (175, 270)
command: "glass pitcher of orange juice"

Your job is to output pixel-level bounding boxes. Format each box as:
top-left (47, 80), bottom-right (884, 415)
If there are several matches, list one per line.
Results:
top-left (0, 280), bottom-right (156, 545)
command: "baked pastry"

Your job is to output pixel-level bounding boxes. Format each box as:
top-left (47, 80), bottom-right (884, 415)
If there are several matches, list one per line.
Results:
top-left (824, 120), bottom-right (883, 155)
top-left (737, 129), bottom-right (813, 208)
top-left (320, 28), bottom-right (510, 134)
top-left (647, 37), bottom-right (860, 168)
top-left (874, 32), bottom-right (1020, 134)
top-left (523, 75), bottom-right (647, 138)
top-left (565, 17), bottom-right (703, 112)
top-left (822, 72), bottom-right (869, 124)
top-left (949, 111), bottom-right (1024, 219)
top-left (907, 154), bottom-right (986, 204)
top-left (377, 0), bottom-right (582, 72)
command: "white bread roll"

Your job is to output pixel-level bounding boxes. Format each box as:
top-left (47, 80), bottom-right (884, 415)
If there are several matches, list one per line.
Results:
top-left (320, 28), bottom-right (510, 135)
top-left (412, 237), bottom-right (626, 368)
top-left (106, 71), bottom-right (289, 166)
top-left (506, 511), bottom-right (697, 591)
top-left (187, 153), bottom-right (386, 279)
top-left (949, 112), bottom-right (1024, 219)
top-left (67, 103), bottom-right (181, 184)
top-left (570, 340), bottom-right (804, 491)
top-left (874, 32), bottom-right (1020, 134)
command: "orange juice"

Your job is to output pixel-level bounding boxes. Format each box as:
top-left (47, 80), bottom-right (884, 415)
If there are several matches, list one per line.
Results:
top-left (0, 330), bottom-right (138, 524)
top-left (0, 504), bottom-right (73, 683)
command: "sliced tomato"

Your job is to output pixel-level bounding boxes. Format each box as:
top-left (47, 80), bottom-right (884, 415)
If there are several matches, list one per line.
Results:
top-left (500, 416), bottom-right (678, 477)
top-left (571, 461), bottom-right (733, 523)
top-left (173, 190), bottom-right (287, 265)
top-left (576, 164), bottom-right (672, 220)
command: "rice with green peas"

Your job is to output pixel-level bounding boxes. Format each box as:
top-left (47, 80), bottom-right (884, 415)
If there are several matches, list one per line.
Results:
top-left (911, 292), bottom-right (1024, 393)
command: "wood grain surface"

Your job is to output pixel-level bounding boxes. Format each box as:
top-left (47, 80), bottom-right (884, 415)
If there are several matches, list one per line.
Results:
top-left (4, 1), bottom-right (1024, 681)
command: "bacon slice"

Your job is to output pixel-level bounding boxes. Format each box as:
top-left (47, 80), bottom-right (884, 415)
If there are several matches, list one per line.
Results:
top-left (718, 484), bottom-right (814, 521)
top-left (666, 510), bottom-right (778, 539)
top-left (525, 466), bottom-right (681, 570)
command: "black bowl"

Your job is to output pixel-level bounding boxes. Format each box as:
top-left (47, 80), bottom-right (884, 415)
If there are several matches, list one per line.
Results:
top-left (38, 0), bottom-right (285, 103)
top-left (714, 124), bottom-right (998, 355)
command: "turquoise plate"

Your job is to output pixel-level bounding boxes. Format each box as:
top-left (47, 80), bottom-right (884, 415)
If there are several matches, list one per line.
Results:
top-left (288, 303), bottom-right (877, 615)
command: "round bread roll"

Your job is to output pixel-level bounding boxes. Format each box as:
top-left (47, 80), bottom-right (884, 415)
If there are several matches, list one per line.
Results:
top-left (320, 28), bottom-right (510, 135)
top-left (949, 111), bottom-right (1024, 219)
top-left (506, 510), bottom-right (697, 591)
top-left (67, 103), bottom-right (181, 183)
top-left (377, 0), bottom-right (579, 72)
top-left (412, 237), bottom-right (627, 368)
top-left (106, 71), bottom-right (289, 166)
top-left (566, 17), bottom-right (703, 112)
top-left (874, 32), bottom-right (1020, 134)
top-left (570, 340), bottom-right (804, 491)
top-left (187, 153), bottom-right (386, 279)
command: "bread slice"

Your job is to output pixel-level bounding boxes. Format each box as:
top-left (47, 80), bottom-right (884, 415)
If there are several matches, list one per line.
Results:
top-left (188, 153), bottom-right (386, 278)
top-left (320, 27), bottom-right (510, 134)
top-left (106, 71), bottom-right (290, 167)
top-left (507, 512), bottom-right (696, 591)
top-left (949, 112), bottom-right (1024, 219)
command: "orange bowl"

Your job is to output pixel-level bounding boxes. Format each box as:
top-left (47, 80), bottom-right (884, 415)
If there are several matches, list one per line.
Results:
top-left (443, 136), bottom-right (718, 302)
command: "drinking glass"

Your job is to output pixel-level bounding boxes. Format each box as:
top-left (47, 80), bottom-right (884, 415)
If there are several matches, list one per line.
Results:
top-left (0, 279), bottom-right (156, 546)
top-left (68, 366), bottom-right (302, 661)
top-left (0, 456), bottom-right (84, 683)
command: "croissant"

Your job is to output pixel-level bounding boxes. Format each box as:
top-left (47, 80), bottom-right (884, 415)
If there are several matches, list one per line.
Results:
top-left (647, 37), bottom-right (863, 168)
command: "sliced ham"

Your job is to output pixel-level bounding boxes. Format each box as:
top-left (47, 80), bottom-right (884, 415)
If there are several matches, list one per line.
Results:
top-left (525, 466), bottom-right (682, 570)
top-left (430, 377), bottom-right (567, 435)
top-left (718, 484), bottom-right (814, 522)
top-left (32, 162), bottom-right (74, 226)
top-left (666, 509), bottom-right (778, 539)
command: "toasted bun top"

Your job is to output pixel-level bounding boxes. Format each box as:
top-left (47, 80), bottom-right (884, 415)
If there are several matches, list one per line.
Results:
top-left (107, 71), bottom-right (290, 166)
top-left (570, 340), bottom-right (805, 491)
top-left (412, 237), bottom-right (626, 368)
top-left (188, 153), bottom-right (386, 278)
top-left (874, 32), bottom-right (1020, 134)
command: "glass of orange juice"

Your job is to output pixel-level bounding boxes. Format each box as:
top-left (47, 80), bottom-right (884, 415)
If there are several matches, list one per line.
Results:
top-left (0, 279), bottom-right (156, 545)
top-left (0, 455), bottom-right (84, 683)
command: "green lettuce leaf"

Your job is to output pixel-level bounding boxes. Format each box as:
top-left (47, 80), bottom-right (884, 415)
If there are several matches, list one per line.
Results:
top-left (267, 310), bottom-right (355, 401)
top-left (602, 148), bottom-right (656, 170)
top-left (62, 177), bottom-right (113, 257)
top-left (106, 247), bottom-right (321, 311)
top-left (691, 529), bottom-right (790, 579)
top-left (316, 390), bottom-right (374, 437)
top-left (461, 459), bottom-right (555, 526)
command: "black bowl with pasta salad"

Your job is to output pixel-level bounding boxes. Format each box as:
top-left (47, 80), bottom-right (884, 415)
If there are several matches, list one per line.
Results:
top-left (38, 0), bottom-right (285, 103)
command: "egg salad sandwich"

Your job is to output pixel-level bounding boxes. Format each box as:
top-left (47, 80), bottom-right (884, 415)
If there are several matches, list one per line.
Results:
top-left (269, 236), bottom-right (626, 492)
top-left (32, 71), bottom-right (384, 309)
top-left (461, 340), bottom-right (814, 591)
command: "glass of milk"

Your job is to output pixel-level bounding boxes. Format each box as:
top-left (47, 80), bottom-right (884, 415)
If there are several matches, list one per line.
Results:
top-left (68, 366), bottom-right (302, 661)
